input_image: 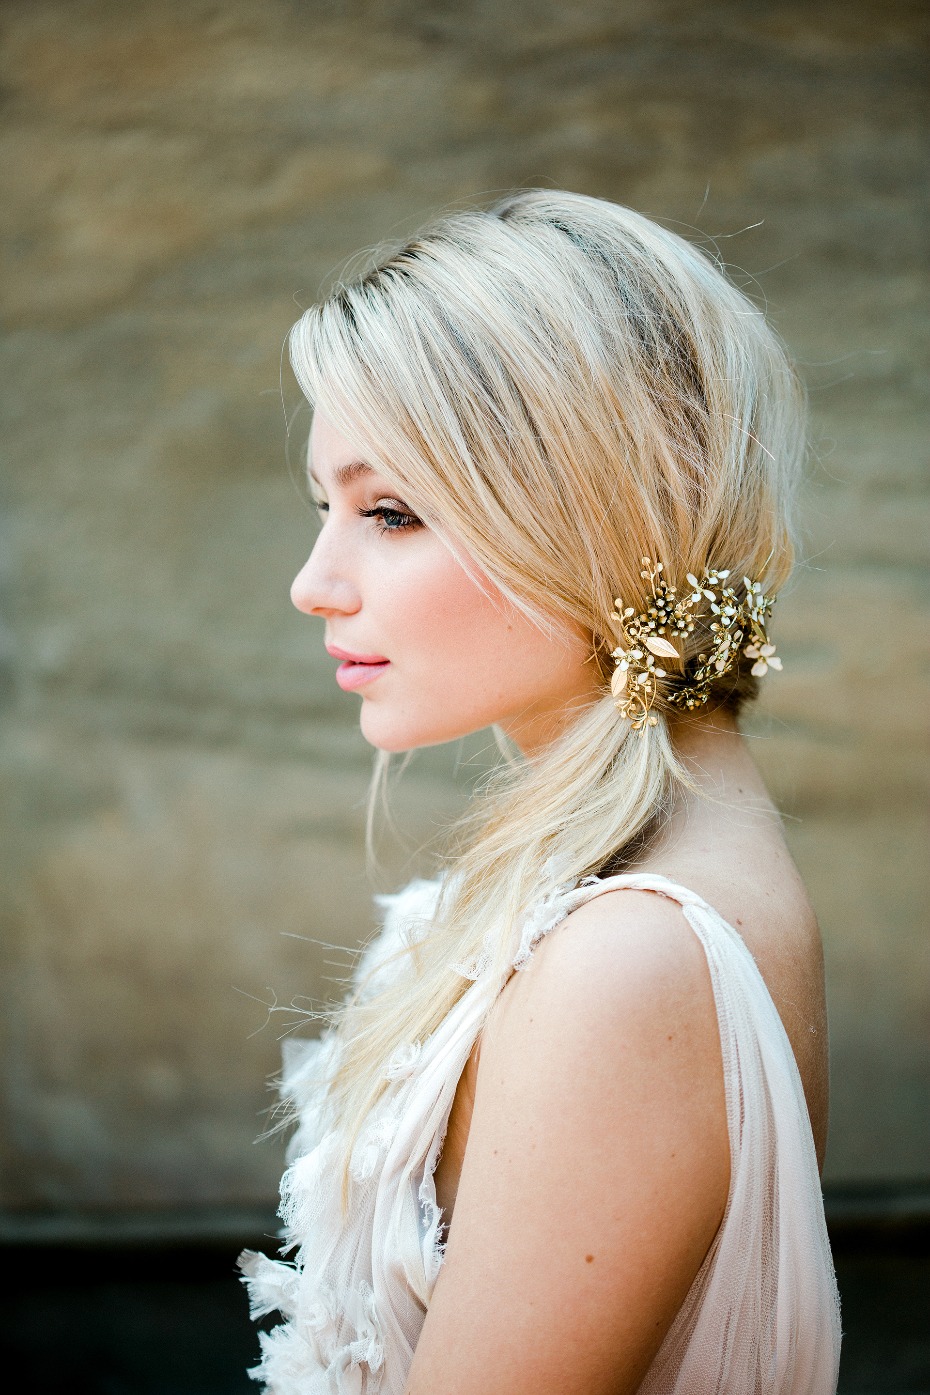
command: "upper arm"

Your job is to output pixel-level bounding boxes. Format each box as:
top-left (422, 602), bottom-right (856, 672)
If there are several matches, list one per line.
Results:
top-left (405, 890), bottom-right (730, 1395)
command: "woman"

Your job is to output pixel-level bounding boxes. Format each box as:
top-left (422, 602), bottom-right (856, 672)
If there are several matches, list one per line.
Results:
top-left (241, 189), bottom-right (841, 1394)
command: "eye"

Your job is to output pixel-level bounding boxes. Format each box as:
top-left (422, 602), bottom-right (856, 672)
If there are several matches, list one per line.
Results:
top-left (359, 502), bottom-right (422, 535)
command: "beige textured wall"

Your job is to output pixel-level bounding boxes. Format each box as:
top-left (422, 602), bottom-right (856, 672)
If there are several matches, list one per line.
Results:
top-left (2, 0), bottom-right (927, 1211)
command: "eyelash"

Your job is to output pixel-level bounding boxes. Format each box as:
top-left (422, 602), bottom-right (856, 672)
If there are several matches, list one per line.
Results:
top-left (361, 504), bottom-right (422, 535)
top-left (313, 500), bottom-right (422, 535)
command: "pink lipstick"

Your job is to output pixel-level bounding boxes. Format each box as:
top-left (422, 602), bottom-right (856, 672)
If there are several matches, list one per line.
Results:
top-left (326, 644), bottom-right (390, 692)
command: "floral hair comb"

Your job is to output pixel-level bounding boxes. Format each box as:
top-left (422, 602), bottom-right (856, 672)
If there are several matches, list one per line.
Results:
top-left (610, 559), bottom-right (782, 731)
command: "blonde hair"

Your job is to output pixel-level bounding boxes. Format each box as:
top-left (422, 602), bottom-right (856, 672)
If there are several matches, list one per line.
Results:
top-left (288, 189), bottom-right (806, 1202)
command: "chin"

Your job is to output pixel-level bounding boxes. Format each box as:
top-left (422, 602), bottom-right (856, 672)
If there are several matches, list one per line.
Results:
top-left (359, 705), bottom-right (472, 753)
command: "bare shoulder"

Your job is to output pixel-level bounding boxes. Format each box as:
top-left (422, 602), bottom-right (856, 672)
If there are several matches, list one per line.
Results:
top-left (407, 889), bottom-right (730, 1395)
top-left (482, 885), bottom-right (731, 1197)
top-left (487, 886), bottom-right (720, 1073)
top-left (481, 887), bottom-right (730, 1199)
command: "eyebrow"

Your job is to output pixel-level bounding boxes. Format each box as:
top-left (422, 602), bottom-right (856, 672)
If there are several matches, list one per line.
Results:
top-left (307, 459), bottom-right (374, 489)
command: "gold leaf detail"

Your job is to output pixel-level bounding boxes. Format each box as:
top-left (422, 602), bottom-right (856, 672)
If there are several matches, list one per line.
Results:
top-left (644, 635), bottom-right (679, 659)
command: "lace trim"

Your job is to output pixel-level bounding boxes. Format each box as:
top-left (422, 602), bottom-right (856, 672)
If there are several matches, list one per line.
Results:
top-left (512, 873), bottom-right (601, 971)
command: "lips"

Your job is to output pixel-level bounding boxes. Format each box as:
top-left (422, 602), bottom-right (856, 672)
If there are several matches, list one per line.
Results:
top-left (326, 644), bottom-right (389, 665)
top-left (326, 643), bottom-right (390, 692)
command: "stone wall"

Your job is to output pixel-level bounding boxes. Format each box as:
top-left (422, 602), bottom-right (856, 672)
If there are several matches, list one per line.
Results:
top-left (2, 0), bottom-right (927, 1210)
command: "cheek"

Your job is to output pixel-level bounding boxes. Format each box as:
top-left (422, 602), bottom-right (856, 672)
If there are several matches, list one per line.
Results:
top-left (375, 544), bottom-right (592, 728)
top-left (404, 552), bottom-right (522, 686)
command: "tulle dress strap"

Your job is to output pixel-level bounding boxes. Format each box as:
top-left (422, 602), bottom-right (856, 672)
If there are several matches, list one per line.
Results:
top-left (529, 871), bottom-right (842, 1395)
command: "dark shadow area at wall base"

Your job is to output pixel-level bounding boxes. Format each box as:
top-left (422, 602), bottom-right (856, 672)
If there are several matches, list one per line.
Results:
top-left (0, 1187), bottom-right (928, 1394)
top-left (0, 1247), bottom-right (261, 1395)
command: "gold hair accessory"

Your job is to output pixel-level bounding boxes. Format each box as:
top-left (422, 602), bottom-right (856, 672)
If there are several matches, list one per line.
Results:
top-left (610, 559), bottom-right (782, 730)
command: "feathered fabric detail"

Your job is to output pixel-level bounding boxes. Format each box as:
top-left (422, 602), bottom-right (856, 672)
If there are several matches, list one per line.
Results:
top-left (238, 1251), bottom-right (300, 1321)
top-left (249, 1320), bottom-right (330, 1395)
top-left (240, 878), bottom-right (457, 1394)
top-left (279, 1030), bottom-right (341, 1165)
top-left (361, 879), bottom-right (439, 997)
top-left (244, 1280), bottom-right (383, 1395)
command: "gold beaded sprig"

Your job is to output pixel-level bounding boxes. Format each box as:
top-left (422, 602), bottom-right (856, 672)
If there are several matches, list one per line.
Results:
top-left (609, 559), bottom-right (782, 730)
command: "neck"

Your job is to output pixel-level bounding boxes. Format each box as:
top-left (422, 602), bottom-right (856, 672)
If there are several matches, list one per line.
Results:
top-left (649, 704), bottom-right (778, 853)
top-left (669, 705), bottom-right (744, 771)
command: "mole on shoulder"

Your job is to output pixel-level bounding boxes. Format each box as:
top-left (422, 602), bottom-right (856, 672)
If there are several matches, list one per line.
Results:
top-left (585, 1254), bottom-right (594, 1263)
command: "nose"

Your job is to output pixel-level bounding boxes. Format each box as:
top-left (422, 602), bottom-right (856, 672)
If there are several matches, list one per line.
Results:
top-left (290, 540), bottom-right (362, 618)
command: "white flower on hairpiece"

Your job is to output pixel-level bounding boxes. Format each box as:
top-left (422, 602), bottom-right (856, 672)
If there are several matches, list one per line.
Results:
top-left (744, 643), bottom-right (782, 677)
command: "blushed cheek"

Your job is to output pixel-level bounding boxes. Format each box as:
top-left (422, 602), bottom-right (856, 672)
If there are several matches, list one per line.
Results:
top-left (418, 565), bottom-right (543, 713)
top-left (428, 561), bottom-right (508, 651)
top-left (399, 556), bottom-right (514, 706)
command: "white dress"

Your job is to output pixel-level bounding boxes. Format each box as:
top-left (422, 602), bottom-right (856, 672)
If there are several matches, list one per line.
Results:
top-left (240, 872), bottom-right (842, 1394)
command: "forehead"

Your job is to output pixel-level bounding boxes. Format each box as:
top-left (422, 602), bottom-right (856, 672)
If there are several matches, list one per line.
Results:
top-left (307, 411), bottom-right (374, 486)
